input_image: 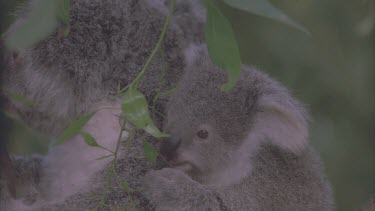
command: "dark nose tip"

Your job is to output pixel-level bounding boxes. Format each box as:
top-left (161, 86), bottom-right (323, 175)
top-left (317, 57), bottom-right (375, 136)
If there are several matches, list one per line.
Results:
top-left (160, 138), bottom-right (181, 161)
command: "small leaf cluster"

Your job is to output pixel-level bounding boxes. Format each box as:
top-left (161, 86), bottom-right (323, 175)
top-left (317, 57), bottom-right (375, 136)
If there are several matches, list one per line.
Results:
top-left (204, 0), bottom-right (309, 91)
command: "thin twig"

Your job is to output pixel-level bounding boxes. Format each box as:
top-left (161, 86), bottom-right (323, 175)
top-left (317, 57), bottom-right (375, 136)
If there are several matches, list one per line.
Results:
top-left (133, 0), bottom-right (176, 88)
top-left (96, 107), bottom-right (121, 111)
top-left (112, 120), bottom-right (137, 210)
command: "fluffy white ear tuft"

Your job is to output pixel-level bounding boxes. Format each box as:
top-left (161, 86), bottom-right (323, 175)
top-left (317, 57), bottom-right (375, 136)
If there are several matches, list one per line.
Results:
top-left (183, 44), bottom-right (207, 67)
top-left (253, 94), bottom-right (309, 153)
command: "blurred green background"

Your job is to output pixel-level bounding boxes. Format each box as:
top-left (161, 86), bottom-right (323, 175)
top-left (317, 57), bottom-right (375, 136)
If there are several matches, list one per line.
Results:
top-left (1, 0), bottom-right (374, 210)
top-left (221, 1), bottom-right (374, 210)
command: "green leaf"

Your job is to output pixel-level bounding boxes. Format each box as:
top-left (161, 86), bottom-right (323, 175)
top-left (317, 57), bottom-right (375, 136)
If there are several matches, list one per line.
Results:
top-left (122, 87), bottom-right (150, 129)
top-left (119, 180), bottom-right (130, 192)
top-left (143, 140), bottom-right (158, 162)
top-left (144, 124), bottom-right (169, 138)
top-left (161, 87), bottom-right (177, 97)
top-left (57, 0), bottom-right (71, 37)
top-left (57, 0), bottom-right (70, 25)
top-left (221, 0), bottom-right (309, 35)
top-left (121, 87), bottom-right (169, 138)
top-left (205, 0), bottom-right (241, 92)
top-left (4, 112), bottom-right (49, 155)
top-left (4, 0), bottom-right (60, 50)
top-left (95, 154), bottom-right (114, 161)
top-left (55, 112), bottom-right (95, 145)
top-left (4, 90), bottom-right (38, 107)
top-left (119, 180), bottom-right (130, 191)
top-left (80, 131), bottom-right (99, 147)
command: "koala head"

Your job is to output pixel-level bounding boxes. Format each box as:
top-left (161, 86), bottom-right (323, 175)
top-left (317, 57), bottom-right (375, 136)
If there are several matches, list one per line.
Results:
top-left (161, 46), bottom-right (309, 186)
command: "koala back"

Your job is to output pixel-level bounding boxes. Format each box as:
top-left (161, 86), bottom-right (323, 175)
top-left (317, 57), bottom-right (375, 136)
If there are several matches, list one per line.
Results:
top-left (217, 144), bottom-right (333, 211)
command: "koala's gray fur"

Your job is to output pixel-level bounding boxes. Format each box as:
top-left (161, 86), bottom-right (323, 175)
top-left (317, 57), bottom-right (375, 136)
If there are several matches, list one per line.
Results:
top-left (1, 0), bottom-right (334, 210)
top-left (1, 0), bottom-right (205, 210)
top-left (2, 0), bottom-right (204, 135)
top-left (0, 131), bottom-right (162, 211)
top-left (143, 47), bottom-right (333, 210)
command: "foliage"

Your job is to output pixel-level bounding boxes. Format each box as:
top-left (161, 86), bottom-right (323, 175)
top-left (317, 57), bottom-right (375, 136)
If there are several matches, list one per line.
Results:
top-left (4, 0), bottom-right (70, 50)
top-left (4, 90), bottom-right (38, 107)
top-left (122, 86), bottom-right (169, 138)
top-left (143, 140), bottom-right (159, 162)
top-left (205, 0), bottom-right (241, 91)
top-left (221, 0), bottom-right (309, 34)
top-left (55, 112), bottom-right (95, 145)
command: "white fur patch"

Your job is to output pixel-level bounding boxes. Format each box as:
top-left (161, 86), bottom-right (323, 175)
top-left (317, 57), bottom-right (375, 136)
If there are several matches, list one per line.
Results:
top-left (8, 102), bottom-right (128, 210)
top-left (145, 0), bottom-right (206, 21)
top-left (145, 0), bottom-right (168, 14)
top-left (183, 43), bottom-right (207, 67)
top-left (255, 96), bottom-right (309, 153)
top-left (184, 0), bottom-right (206, 22)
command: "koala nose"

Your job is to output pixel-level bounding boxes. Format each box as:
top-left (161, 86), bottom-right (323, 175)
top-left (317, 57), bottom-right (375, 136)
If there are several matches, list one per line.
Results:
top-left (160, 138), bottom-right (181, 161)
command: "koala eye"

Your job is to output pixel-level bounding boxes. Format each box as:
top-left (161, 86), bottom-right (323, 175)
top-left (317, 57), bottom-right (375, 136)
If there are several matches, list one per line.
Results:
top-left (197, 130), bottom-right (209, 139)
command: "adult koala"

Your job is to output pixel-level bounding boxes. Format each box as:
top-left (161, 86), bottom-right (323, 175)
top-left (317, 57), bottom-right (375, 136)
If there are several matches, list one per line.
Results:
top-left (1, 0), bottom-right (204, 134)
top-left (0, 0), bottom-right (204, 210)
top-left (143, 46), bottom-right (334, 211)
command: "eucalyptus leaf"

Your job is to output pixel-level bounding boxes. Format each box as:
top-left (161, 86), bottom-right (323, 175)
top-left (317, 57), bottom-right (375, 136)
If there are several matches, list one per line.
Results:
top-left (143, 140), bottom-right (158, 162)
top-left (144, 124), bottom-right (169, 138)
top-left (57, 0), bottom-right (71, 37)
top-left (4, 0), bottom-right (60, 50)
top-left (5, 90), bottom-right (38, 107)
top-left (122, 87), bottom-right (150, 129)
top-left (121, 87), bottom-right (168, 138)
top-left (205, 0), bottom-right (241, 92)
top-left (55, 112), bottom-right (95, 145)
top-left (162, 87), bottom-right (177, 97)
top-left (222, 0), bottom-right (309, 35)
top-left (119, 180), bottom-right (130, 191)
top-left (4, 113), bottom-right (49, 155)
top-left (57, 0), bottom-right (70, 24)
top-left (80, 131), bottom-right (99, 147)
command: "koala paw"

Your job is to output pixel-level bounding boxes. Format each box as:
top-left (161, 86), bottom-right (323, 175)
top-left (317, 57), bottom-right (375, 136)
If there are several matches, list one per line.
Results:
top-left (143, 168), bottom-right (196, 210)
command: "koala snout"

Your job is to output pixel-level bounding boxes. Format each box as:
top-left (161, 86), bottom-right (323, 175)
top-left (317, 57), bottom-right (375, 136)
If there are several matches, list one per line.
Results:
top-left (160, 138), bottom-right (181, 161)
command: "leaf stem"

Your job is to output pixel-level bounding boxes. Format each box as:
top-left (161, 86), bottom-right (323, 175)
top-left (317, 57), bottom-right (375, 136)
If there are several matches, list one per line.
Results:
top-left (112, 162), bottom-right (137, 211)
top-left (98, 146), bottom-right (115, 154)
top-left (114, 119), bottom-right (127, 162)
top-left (133, 0), bottom-right (175, 88)
top-left (148, 105), bottom-right (167, 119)
top-left (110, 119), bottom-right (137, 210)
top-left (96, 107), bottom-right (121, 111)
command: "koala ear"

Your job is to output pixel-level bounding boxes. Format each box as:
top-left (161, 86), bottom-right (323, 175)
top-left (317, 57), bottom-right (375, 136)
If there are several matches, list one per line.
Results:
top-left (253, 94), bottom-right (309, 153)
top-left (183, 43), bottom-right (207, 67)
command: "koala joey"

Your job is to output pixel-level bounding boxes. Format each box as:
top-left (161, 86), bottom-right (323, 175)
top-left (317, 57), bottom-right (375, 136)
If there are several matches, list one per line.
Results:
top-left (143, 46), bottom-right (334, 211)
